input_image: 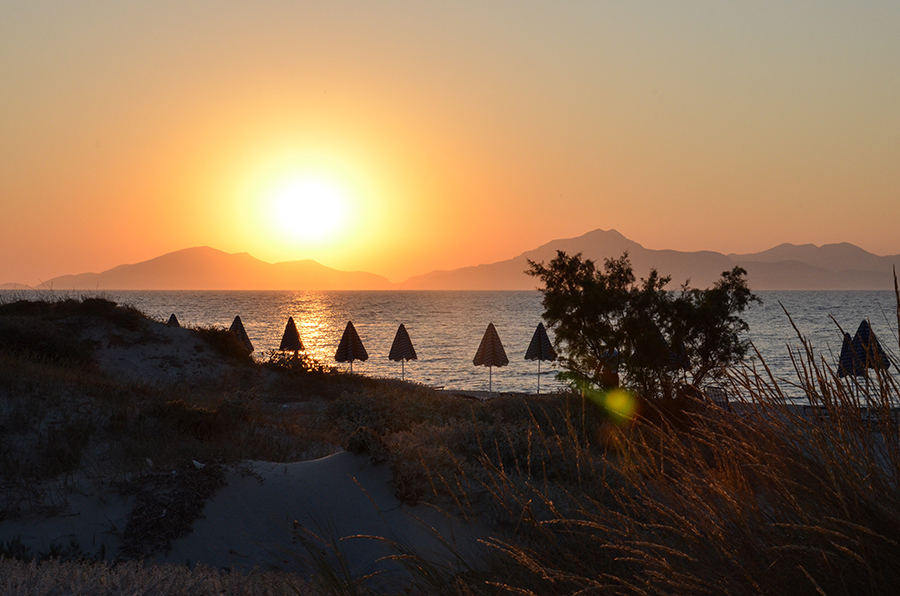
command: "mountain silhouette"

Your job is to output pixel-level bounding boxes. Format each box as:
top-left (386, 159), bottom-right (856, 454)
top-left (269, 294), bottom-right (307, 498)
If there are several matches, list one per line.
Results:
top-left (17, 230), bottom-right (900, 291)
top-left (37, 247), bottom-right (392, 290)
top-left (399, 229), bottom-right (900, 290)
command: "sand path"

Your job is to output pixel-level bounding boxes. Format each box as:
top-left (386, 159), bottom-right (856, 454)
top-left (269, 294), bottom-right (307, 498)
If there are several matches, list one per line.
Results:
top-left (160, 451), bottom-right (483, 582)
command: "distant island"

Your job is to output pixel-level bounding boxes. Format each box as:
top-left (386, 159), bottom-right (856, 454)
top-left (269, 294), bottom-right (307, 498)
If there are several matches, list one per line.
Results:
top-left (5, 229), bottom-right (900, 291)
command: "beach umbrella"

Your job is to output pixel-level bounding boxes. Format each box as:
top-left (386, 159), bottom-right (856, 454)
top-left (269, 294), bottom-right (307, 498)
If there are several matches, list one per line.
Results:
top-left (473, 322), bottom-right (509, 397)
top-left (838, 332), bottom-right (864, 378)
top-left (279, 316), bottom-right (304, 354)
top-left (389, 323), bottom-right (418, 381)
top-left (838, 320), bottom-right (890, 385)
top-left (228, 315), bottom-right (253, 353)
top-left (166, 313), bottom-right (180, 327)
top-left (335, 320), bottom-right (368, 373)
top-left (850, 320), bottom-right (890, 373)
top-left (524, 322), bottom-right (556, 394)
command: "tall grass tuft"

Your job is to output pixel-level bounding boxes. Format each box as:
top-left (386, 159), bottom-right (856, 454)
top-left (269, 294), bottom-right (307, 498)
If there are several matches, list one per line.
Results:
top-left (442, 332), bottom-right (900, 594)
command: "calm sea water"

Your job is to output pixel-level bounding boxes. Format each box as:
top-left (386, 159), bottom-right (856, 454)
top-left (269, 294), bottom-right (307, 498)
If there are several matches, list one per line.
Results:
top-left (3, 290), bottom-right (898, 396)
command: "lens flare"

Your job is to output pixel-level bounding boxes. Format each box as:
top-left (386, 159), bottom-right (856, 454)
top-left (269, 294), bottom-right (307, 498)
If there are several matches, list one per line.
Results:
top-left (587, 387), bottom-right (639, 425)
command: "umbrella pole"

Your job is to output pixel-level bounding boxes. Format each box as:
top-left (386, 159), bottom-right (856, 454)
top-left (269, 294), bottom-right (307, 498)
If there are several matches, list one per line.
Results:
top-left (402, 359), bottom-right (405, 381)
top-left (537, 360), bottom-right (541, 395)
top-left (489, 366), bottom-right (493, 398)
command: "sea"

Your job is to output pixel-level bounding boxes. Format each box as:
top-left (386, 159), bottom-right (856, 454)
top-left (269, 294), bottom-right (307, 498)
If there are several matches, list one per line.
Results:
top-left (2, 289), bottom-right (898, 398)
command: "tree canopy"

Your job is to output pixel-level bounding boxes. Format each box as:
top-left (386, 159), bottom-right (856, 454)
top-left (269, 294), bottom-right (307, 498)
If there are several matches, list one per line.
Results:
top-left (527, 251), bottom-right (758, 400)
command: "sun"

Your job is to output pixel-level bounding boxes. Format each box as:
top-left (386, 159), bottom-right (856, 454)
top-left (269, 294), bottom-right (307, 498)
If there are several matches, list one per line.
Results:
top-left (267, 176), bottom-right (349, 245)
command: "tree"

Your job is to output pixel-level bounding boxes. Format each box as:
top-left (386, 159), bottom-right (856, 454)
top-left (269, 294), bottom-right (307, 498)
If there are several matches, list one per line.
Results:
top-left (527, 251), bottom-right (758, 400)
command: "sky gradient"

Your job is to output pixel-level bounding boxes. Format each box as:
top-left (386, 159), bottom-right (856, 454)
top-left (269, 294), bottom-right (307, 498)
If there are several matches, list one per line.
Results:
top-left (3, 1), bottom-right (899, 286)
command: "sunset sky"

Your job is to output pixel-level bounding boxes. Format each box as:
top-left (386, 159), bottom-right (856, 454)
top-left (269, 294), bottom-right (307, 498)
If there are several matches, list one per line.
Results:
top-left (2, 2), bottom-right (899, 286)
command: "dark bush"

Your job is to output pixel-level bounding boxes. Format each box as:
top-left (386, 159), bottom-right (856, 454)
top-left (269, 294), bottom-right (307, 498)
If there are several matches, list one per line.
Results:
top-left (344, 426), bottom-right (389, 462)
top-left (0, 321), bottom-right (95, 366)
top-left (138, 400), bottom-right (227, 442)
top-left (192, 326), bottom-right (254, 363)
top-left (39, 421), bottom-right (94, 476)
top-left (261, 349), bottom-right (333, 374)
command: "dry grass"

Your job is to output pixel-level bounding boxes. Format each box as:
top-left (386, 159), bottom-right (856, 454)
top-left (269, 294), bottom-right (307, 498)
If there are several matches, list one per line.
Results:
top-left (321, 321), bottom-right (900, 594)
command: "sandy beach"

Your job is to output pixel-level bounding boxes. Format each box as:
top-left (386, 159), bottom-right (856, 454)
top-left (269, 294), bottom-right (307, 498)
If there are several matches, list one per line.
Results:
top-left (0, 451), bottom-right (484, 586)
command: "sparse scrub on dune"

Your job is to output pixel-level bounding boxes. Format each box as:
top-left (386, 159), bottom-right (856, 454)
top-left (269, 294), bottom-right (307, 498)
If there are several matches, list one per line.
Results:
top-left (0, 297), bottom-right (339, 466)
top-left (259, 349), bottom-right (375, 403)
top-left (262, 349), bottom-right (335, 375)
top-left (191, 324), bottom-right (256, 363)
top-left (325, 385), bottom-right (608, 511)
top-left (116, 462), bottom-right (226, 559)
top-left (121, 390), bottom-right (339, 468)
top-left (0, 297), bottom-right (344, 527)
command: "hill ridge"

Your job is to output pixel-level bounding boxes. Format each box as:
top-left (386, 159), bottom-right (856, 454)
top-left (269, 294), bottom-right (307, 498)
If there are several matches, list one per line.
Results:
top-left (8, 231), bottom-right (900, 291)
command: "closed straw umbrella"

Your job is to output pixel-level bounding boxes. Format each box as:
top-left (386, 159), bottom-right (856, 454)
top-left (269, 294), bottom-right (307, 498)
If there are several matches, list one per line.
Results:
top-left (524, 322), bottom-right (556, 394)
top-left (279, 316), bottom-right (304, 355)
top-left (335, 321), bottom-right (368, 373)
top-left (839, 321), bottom-right (890, 378)
top-left (389, 323), bottom-right (417, 380)
top-left (839, 320), bottom-right (891, 410)
top-left (228, 315), bottom-right (253, 353)
top-left (838, 332), bottom-right (863, 378)
top-left (473, 322), bottom-right (509, 397)
top-left (851, 320), bottom-right (890, 371)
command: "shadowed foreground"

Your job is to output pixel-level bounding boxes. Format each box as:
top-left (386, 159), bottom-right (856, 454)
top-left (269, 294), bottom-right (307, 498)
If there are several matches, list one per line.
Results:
top-left (1, 296), bottom-right (899, 595)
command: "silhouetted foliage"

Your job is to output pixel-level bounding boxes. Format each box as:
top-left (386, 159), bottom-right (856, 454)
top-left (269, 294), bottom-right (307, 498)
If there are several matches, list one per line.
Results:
top-left (527, 251), bottom-right (758, 399)
top-left (0, 297), bottom-right (145, 365)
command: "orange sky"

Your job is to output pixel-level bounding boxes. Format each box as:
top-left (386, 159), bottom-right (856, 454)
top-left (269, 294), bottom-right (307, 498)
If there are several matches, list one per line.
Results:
top-left (2, 2), bottom-right (899, 286)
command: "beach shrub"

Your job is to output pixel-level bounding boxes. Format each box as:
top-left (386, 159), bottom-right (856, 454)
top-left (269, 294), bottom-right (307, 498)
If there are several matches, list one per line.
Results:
top-left (325, 383), bottom-right (468, 440)
top-left (0, 297), bottom-right (152, 367)
top-left (0, 317), bottom-right (95, 366)
top-left (191, 325), bottom-right (255, 363)
top-left (138, 400), bottom-right (231, 442)
top-left (527, 251), bottom-right (757, 400)
top-left (344, 426), bottom-right (390, 462)
top-left (261, 349), bottom-right (333, 374)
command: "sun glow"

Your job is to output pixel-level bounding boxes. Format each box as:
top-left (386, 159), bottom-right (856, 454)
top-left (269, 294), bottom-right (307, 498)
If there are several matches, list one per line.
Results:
top-left (227, 148), bottom-right (386, 269)
top-left (267, 176), bottom-right (350, 245)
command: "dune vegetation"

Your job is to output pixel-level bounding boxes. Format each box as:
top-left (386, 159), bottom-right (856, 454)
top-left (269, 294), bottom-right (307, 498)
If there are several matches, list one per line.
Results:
top-left (0, 292), bottom-right (898, 595)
